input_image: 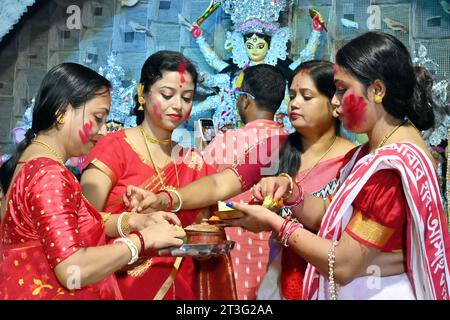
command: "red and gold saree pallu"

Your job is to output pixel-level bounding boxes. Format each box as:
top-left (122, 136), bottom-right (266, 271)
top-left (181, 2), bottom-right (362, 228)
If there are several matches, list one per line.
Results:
top-left (303, 142), bottom-right (450, 300)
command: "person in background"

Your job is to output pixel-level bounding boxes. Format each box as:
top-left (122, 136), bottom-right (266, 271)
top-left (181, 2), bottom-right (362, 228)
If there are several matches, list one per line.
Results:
top-left (202, 64), bottom-right (288, 299)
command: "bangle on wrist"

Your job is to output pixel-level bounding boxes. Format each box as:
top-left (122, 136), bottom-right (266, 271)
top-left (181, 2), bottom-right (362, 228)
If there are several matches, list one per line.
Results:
top-left (130, 231), bottom-right (145, 256)
top-left (281, 222), bottom-right (303, 247)
top-left (102, 212), bottom-right (112, 224)
top-left (168, 189), bottom-right (183, 213)
top-left (278, 173), bottom-right (294, 200)
top-left (114, 237), bottom-right (139, 265)
top-left (277, 215), bottom-right (292, 242)
top-left (117, 212), bottom-right (134, 238)
top-left (156, 190), bottom-right (173, 211)
top-left (284, 184), bottom-right (305, 208)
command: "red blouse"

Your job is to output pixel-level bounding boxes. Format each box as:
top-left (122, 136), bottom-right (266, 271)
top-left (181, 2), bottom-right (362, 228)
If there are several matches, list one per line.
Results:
top-left (345, 169), bottom-right (407, 252)
top-left (0, 158), bottom-right (121, 299)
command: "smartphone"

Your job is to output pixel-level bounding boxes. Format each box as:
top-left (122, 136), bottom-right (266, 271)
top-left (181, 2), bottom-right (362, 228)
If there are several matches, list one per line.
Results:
top-left (194, 118), bottom-right (216, 151)
top-left (198, 119), bottom-right (216, 143)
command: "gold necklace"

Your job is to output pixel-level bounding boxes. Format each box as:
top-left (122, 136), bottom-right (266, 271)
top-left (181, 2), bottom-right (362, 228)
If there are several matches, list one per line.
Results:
top-left (139, 127), bottom-right (180, 188)
top-left (296, 135), bottom-right (337, 184)
top-left (140, 125), bottom-right (171, 144)
top-left (31, 140), bottom-right (65, 164)
top-left (376, 119), bottom-right (408, 149)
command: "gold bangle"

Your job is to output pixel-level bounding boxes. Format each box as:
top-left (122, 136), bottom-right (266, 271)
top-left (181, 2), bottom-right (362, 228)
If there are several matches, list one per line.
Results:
top-left (102, 212), bottom-right (112, 224)
top-left (119, 212), bottom-right (134, 237)
top-left (278, 173), bottom-right (294, 200)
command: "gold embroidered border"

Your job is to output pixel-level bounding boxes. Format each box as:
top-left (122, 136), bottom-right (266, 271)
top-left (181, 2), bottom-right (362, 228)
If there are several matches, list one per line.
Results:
top-left (153, 257), bottom-right (183, 300)
top-left (346, 210), bottom-right (395, 248)
top-left (224, 253), bottom-right (238, 300)
top-left (91, 159), bottom-right (117, 186)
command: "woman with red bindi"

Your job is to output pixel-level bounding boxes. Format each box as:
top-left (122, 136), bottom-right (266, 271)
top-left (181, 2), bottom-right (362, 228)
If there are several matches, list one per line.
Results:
top-left (81, 51), bottom-right (236, 300)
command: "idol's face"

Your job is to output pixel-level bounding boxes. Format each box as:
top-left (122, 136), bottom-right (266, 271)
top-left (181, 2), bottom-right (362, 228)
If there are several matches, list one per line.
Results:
top-left (245, 34), bottom-right (269, 63)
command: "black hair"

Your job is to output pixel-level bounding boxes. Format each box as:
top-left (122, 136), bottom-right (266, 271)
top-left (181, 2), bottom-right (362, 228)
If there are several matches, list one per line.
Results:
top-left (240, 64), bottom-right (286, 114)
top-left (0, 63), bottom-right (111, 192)
top-left (133, 50), bottom-right (198, 125)
top-left (277, 60), bottom-right (337, 176)
top-left (335, 31), bottom-right (435, 131)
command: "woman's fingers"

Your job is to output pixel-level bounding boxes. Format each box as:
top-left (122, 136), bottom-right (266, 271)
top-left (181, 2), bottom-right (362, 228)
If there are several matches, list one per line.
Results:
top-left (252, 184), bottom-right (264, 201)
top-left (225, 201), bottom-right (254, 215)
top-left (162, 212), bottom-right (182, 226)
top-left (273, 183), bottom-right (287, 202)
top-left (124, 185), bottom-right (145, 210)
top-left (135, 193), bottom-right (159, 213)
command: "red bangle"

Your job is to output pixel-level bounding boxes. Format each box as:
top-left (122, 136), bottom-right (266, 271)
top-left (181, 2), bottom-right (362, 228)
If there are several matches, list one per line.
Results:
top-left (130, 231), bottom-right (145, 257)
top-left (284, 184), bottom-right (305, 208)
top-left (277, 216), bottom-right (292, 242)
top-left (281, 222), bottom-right (303, 247)
top-left (157, 189), bottom-right (173, 211)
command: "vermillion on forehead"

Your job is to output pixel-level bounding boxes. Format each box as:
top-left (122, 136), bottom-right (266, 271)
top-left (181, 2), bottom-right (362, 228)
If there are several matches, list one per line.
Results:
top-left (177, 60), bottom-right (188, 87)
top-left (342, 92), bottom-right (367, 130)
top-left (290, 69), bottom-right (310, 90)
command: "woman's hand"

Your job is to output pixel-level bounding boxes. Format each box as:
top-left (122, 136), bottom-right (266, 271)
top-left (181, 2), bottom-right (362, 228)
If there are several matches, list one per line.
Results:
top-left (252, 176), bottom-right (291, 202)
top-left (226, 202), bottom-right (281, 233)
top-left (123, 185), bottom-right (166, 213)
top-left (128, 211), bottom-right (181, 232)
top-left (140, 223), bottom-right (186, 250)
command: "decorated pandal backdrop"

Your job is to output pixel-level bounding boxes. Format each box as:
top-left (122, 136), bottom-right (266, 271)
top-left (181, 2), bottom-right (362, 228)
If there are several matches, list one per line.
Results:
top-left (0, 1), bottom-right (449, 211)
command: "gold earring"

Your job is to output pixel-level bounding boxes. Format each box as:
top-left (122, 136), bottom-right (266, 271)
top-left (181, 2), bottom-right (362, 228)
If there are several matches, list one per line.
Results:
top-left (374, 95), bottom-right (383, 104)
top-left (138, 97), bottom-right (145, 111)
top-left (57, 114), bottom-right (65, 124)
top-left (137, 83), bottom-right (145, 111)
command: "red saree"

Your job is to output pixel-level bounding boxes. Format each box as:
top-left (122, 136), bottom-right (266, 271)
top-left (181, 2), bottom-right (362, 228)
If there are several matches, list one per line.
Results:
top-left (0, 158), bottom-right (121, 300)
top-left (84, 130), bottom-right (236, 300)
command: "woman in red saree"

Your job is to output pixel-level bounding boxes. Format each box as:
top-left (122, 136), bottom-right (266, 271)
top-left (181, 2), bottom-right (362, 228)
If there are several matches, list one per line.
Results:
top-left (0, 63), bottom-right (185, 300)
top-left (81, 51), bottom-right (236, 300)
top-left (123, 61), bottom-right (355, 300)
top-left (229, 32), bottom-right (450, 299)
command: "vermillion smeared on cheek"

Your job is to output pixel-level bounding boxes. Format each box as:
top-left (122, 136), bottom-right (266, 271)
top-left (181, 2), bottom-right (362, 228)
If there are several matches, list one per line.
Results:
top-left (152, 101), bottom-right (164, 120)
top-left (342, 92), bottom-right (366, 130)
top-left (78, 120), bottom-right (93, 144)
top-left (178, 61), bottom-right (187, 87)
